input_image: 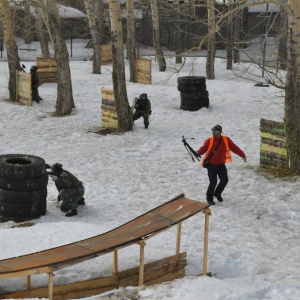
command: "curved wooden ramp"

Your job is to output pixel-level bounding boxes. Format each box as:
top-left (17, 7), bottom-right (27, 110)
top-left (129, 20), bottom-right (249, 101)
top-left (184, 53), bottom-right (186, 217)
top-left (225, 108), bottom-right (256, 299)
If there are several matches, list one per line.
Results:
top-left (0, 194), bottom-right (211, 299)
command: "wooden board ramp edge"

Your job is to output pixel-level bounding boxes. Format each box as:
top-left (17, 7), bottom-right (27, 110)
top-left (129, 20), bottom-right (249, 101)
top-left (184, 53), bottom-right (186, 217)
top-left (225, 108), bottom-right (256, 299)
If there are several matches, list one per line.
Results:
top-left (0, 253), bottom-right (186, 300)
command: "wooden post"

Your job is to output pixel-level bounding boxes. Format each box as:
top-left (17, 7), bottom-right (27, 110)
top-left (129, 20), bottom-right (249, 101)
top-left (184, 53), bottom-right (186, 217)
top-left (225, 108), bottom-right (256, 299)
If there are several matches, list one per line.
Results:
top-left (202, 208), bottom-right (211, 276)
top-left (26, 275), bottom-right (30, 289)
top-left (113, 250), bottom-right (118, 275)
top-left (176, 222), bottom-right (182, 255)
top-left (138, 241), bottom-right (146, 286)
top-left (48, 272), bottom-right (55, 300)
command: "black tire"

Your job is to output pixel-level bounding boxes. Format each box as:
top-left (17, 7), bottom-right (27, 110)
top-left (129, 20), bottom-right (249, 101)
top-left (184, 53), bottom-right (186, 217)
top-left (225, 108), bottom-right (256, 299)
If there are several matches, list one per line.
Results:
top-left (177, 84), bottom-right (207, 92)
top-left (177, 76), bottom-right (206, 85)
top-left (0, 200), bottom-right (47, 218)
top-left (181, 98), bottom-right (209, 107)
top-left (180, 90), bottom-right (209, 100)
top-left (0, 154), bottom-right (46, 179)
top-left (180, 98), bottom-right (209, 111)
top-left (0, 172), bottom-right (49, 191)
top-left (0, 187), bottom-right (47, 205)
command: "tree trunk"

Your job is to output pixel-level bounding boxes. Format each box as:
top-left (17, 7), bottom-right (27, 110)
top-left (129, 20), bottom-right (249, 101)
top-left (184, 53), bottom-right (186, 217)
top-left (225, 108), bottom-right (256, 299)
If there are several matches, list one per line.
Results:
top-left (226, 0), bottom-right (233, 70)
top-left (94, 0), bottom-right (104, 44)
top-left (150, 0), bottom-right (166, 72)
top-left (126, 0), bottom-right (136, 82)
top-left (233, 2), bottom-right (240, 63)
top-left (40, 0), bottom-right (75, 115)
top-left (0, 0), bottom-right (21, 101)
top-left (285, 0), bottom-right (300, 174)
top-left (278, 3), bottom-right (287, 70)
top-left (109, 0), bottom-right (132, 131)
top-left (36, 7), bottom-right (50, 58)
top-left (84, 0), bottom-right (101, 74)
top-left (24, 4), bottom-right (32, 44)
top-left (206, 0), bottom-right (215, 79)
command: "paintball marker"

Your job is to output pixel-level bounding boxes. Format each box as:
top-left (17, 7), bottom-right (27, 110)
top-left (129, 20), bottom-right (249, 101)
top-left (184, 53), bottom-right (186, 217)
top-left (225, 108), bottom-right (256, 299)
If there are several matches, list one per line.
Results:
top-left (21, 64), bottom-right (26, 72)
top-left (182, 136), bottom-right (201, 162)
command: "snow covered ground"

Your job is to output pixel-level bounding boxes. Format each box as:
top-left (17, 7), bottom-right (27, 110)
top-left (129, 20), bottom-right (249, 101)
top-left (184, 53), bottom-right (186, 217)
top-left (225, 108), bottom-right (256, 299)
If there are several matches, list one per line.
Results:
top-left (0, 39), bottom-right (300, 300)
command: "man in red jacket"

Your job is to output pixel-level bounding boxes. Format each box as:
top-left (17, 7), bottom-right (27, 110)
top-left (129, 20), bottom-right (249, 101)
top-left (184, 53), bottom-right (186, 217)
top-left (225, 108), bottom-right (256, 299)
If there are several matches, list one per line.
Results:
top-left (197, 125), bottom-right (247, 205)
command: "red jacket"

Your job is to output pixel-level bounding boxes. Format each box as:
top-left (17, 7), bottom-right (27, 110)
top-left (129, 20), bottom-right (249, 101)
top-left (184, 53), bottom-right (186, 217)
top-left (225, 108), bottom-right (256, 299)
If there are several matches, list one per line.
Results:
top-left (197, 135), bottom-right (245, 166)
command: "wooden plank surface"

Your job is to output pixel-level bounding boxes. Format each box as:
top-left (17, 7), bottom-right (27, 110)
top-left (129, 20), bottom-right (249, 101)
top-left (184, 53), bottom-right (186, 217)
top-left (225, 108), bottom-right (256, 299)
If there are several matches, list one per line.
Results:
top-left (0, 196), bottom-right (208, 279)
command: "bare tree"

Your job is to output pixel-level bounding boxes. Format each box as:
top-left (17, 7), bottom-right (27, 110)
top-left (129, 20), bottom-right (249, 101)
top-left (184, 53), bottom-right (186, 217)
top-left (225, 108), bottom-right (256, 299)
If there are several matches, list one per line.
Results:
top-left (126, 0), bottom-right (137, 82)
top-left (227, 0), bottom-right (233, 69)
top-left (150, 0), bottom-right (166, 72)
top-left (84, 0), bottom-right (101, 74)
top-left (109, 0), bottom-right (132, 131)
top-left (206, 0), bottom-right (216, 79)
top-left (94, 0), bottom-right (105, 44)
top-left (35, 5), bottom-right (50, 57)
top-left (0, 0), bottom-right (21, 101)
top-left (39, 0), bottom-right (75, 115)
top-left (285, 0), bottom-right (300, 174)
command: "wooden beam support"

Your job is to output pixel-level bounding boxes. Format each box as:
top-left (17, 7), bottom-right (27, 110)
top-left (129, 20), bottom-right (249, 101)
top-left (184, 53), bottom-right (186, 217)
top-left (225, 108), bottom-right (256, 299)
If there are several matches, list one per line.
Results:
top-left (26, 275), bottom-right (30, 289)
top-left (113, 250), bottom-right (118, 276)
top-left (176, 222), bottom-right (182, 255)
top-left (48, 272), bottom-right (55, 300)
top-left (202, 208), bottom-right (211, 276)
top-left (138, 241), bottom-right (146, 286)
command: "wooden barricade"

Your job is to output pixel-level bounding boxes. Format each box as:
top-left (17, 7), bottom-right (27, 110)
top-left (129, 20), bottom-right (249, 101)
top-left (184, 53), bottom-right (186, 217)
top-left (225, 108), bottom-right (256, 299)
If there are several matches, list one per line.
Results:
top-left (101, 88), bottom-right (118, 128)
top-left (0, 253), bottom-right (186, 299)
top-left (136, 58), bottom-right (152, 84)
top-left (16, 71), bottom-right (32, 106)
top-left (36, 57), bottom-right (57, 84)
top-left (260, 119), bottom-right (288, 170)
top-left (100, 44), bottom-right (113, 64)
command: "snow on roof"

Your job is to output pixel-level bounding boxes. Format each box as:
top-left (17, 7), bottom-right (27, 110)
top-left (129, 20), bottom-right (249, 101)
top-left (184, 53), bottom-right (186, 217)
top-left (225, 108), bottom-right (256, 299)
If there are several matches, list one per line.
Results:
top-left (58, 5), bottom-right (86, 19)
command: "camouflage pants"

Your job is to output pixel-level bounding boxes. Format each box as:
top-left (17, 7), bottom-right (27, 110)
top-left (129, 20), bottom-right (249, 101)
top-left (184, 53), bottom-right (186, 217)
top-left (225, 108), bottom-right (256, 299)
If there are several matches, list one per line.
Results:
top-left (133, 110), bottom-right (150, 127)
top-left (58, 185), bottom-right (85, 211)
top-left (32, 88), bottom-right (42, 102)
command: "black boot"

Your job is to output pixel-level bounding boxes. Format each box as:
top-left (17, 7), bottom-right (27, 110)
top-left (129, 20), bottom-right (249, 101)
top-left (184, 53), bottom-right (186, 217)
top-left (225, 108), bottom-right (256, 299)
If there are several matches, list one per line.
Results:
top-left (65, 209), bottom-right (77, 217)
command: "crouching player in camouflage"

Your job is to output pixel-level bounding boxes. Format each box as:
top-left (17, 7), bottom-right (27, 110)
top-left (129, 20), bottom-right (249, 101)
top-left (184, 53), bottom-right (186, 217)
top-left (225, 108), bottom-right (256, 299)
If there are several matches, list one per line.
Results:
top-left (47, 163), bottom-right (85, 217)
top-left (133, 93), bottom-right (152, 129)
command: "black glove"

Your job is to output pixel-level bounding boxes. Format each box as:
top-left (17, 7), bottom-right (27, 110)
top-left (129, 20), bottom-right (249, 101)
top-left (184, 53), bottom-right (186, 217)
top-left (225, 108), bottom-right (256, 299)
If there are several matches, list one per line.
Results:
top-left (149, 110), bottom-right (152, 115)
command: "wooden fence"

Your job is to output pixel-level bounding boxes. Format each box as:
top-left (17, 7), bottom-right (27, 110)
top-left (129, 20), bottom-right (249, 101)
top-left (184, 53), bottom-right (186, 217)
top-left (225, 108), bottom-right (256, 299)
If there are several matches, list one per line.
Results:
top-left (100, 44), bottom-right (112, 64)
top-left (260, 119), bottom-right (288, 170)
top-left (16, 71), bottom-right (31, 106)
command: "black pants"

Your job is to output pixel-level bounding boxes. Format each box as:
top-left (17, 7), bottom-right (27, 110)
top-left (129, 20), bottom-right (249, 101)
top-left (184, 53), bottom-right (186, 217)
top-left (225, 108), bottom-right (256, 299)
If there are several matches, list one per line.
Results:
top-left (206, 163), bottom-right (228, 201)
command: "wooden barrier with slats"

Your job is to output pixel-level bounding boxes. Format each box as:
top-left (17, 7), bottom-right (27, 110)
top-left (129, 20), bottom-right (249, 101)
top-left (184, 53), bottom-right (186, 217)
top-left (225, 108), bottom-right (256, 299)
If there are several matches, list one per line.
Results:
top-left (36, 57), bottom-right (57, 84)
top-left (101, 87), bottom-right (118, 128)
top-left (136, 58), bottom-right (152, 84)
top-left (260, 118), bottom-right (288, 170)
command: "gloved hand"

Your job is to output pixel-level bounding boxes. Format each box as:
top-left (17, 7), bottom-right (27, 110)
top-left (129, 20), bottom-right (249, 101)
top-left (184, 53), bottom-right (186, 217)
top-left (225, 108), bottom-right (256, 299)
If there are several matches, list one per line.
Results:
top-left (50, 175), bottom-right (57, 181)
top-left (243, 156), bottom-right (247, 162)
top-left (149, 110), bottom-right (152, 115)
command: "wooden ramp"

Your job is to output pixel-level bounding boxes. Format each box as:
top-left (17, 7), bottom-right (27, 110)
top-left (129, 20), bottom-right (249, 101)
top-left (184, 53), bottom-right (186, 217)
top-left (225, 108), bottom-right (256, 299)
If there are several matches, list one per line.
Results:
top-left (0, 194), bottom-right (211, 299)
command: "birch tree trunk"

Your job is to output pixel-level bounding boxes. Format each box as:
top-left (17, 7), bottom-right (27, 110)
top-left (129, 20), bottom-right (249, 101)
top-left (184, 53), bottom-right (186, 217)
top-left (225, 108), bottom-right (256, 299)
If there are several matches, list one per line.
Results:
top-left (150, 0), bottom-right (166, 72)
top-left (285, 0), bottom-right (300, 174)
top-left (206, 0), bottom-right (215, 79)
top-left (109, 0), bottom-right (132, 131)
top-left (36, 7), bottom-right (50, 58)
top-left (39, 0), bottom-right (75, 115)
top-left (84, 0), bottom-right (101, 74)
top-left (233, 2), bottom-right (240, 63)
top-left (126, 0), bottom-right (136, 82)
top-left (0, 0), bottom-right (21, 101)
top-left (278, 2), bottom-right (287, 69)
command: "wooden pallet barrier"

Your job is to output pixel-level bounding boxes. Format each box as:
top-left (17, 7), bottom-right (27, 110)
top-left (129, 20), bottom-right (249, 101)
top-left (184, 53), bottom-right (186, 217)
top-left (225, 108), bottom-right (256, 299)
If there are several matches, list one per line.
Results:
top-left (260, 118), bottom-right (288, 170)
top-left (16, 71), bottom-right (32, 106)
top-left (0, 194), bottom-right (211, 300)
top-left (36, 57), bottom-right (57, 84)
top-left (101, 87), bottom-right (118, 128)
top-left (100, 44), bottom-right (113, 64)
top-left (136, 58), bottom-right (152, 84)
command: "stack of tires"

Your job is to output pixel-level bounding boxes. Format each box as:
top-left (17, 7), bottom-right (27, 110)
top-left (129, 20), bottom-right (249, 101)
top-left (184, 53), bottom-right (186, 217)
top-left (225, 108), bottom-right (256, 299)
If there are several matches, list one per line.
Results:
top-left (177, 76), bottom-right (209, 111)
top-left (0, 154), bottom-right (48, 223)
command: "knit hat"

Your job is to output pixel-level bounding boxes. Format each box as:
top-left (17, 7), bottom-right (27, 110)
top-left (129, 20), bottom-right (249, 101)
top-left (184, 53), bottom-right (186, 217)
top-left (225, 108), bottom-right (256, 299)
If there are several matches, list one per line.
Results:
top-left (211, 125), bottom-right (222, 132)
